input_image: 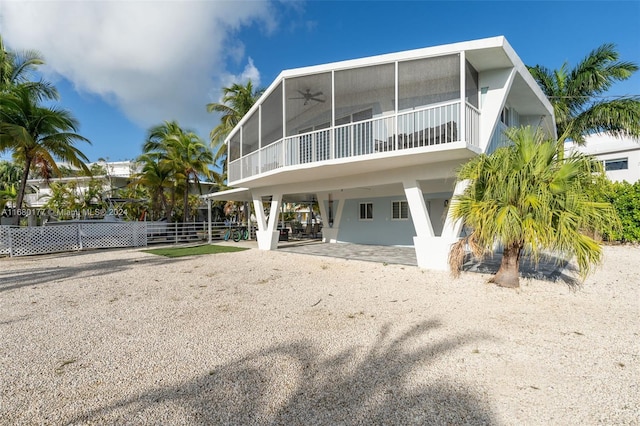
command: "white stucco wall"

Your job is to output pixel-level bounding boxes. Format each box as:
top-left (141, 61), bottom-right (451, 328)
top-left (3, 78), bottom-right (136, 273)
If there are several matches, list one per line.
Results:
top-left (566, 134), bottom-right (640, 183)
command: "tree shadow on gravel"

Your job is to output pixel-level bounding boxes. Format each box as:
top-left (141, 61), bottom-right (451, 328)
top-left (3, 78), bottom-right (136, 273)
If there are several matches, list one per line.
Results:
top-left (0, 253), bottom-right (186, 293)
top-left (461, 252), bottom-right (581, 287)
top-left (68, 320), bottom-right (496, 425)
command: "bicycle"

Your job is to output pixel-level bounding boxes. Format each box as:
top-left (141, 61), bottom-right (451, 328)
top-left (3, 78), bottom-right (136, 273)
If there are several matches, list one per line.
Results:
top-left (223, 221), bottom-right (234, 241)
top-left (232, 225), bottom-right (250, 242)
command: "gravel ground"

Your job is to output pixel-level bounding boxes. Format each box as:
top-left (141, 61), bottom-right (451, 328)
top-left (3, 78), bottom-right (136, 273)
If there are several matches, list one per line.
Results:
top-left (0, 245), bottom-right (638, 425)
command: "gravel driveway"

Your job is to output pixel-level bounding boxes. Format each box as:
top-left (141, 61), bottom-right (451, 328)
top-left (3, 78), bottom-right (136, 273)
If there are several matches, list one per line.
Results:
top-left (1, 245), bottom-right (638, 425)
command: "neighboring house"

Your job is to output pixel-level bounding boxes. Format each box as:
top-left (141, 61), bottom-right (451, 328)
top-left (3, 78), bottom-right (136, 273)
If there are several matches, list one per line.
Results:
top-left (565, 134), bottom-right (640, 183)
top-left (204, 36), bottom-right (556, 270)
top-left (23, 160), bottom-right (217, 221)
top-left (23, 160), bottom-right (141, 209)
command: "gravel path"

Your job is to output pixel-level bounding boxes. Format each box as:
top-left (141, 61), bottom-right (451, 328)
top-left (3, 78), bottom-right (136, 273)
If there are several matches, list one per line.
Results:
top-left (1, 245), bottom-right (638, 425)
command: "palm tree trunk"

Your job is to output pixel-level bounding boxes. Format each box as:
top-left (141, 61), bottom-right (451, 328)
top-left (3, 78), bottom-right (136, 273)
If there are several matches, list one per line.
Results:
top-left (168, 187), bottom-right (176, 221)
top-left (489, 242), bottom-right (523, 288)
top-left (183, 181), bottom-right (189, 222)
top-left (13, 158), bottom-right (32, 225)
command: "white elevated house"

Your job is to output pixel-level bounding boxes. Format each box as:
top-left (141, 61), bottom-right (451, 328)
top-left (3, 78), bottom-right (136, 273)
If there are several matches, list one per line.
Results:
top-left (565, 134), bottom-right (640, 183)
top-left (205, 36), bottom-right (556, 270)
top-left (23, 161), bottom-right (141, 209)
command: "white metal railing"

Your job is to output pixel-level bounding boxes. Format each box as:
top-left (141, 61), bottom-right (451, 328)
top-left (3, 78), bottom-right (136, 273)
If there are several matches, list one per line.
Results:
top-left (466, 103), bottom-right (480, 148)
top-left (146, 221), bottom-right (253, 244)
top-left (396, 101), bottom-right (459, 149)
top-left (229, 100), bottom-right (479, 182)
top-left (333, 116), bottom-right (394, 159)
top-left (284, 128), bottom-right (333, 165)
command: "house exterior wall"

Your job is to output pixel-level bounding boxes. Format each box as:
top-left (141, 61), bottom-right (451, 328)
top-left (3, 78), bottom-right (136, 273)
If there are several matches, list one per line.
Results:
top-left (339, 196), bottom-right (416, 246)
top-left (566, 134), bottom-right (640, 183)
top-left (335, 194), bottom-right (451, 246)
top-left (207, 36), bottom-right (556, 271)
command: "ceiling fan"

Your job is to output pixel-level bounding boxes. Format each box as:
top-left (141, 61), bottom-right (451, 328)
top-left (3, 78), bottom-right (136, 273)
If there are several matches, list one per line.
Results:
top-left (290, 89), bottom-right (325, 105)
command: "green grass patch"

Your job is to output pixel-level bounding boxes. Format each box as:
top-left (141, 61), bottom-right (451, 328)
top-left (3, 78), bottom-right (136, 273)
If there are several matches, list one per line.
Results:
top-left (143, 244), bottom-right (249, 258)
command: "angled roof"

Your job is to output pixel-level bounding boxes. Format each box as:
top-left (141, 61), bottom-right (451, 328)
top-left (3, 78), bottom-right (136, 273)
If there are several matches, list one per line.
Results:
top-left (231, 36), bottom-right (553, 132)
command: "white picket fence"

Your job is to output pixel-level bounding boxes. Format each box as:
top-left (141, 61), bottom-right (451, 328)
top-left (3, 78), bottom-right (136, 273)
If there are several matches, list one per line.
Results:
top-left (0, 222), bottom-right (147, 257)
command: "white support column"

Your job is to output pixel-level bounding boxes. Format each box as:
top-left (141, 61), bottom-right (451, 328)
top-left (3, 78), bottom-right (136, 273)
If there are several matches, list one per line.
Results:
top-left (317, 192), bottom-right (329, 226)
top-left (318, 192), bottom-right (344, 243)
top-left (403, 180), bottom-right (450, 271)
top-left (442, 180), bottom-right (468, 240)
top-left (403, 181), bottom-right (434, 238)
top-left (252, 192), bottom-right (281, 250)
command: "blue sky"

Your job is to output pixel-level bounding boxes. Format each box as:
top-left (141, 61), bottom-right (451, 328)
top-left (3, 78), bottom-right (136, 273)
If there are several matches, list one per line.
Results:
top-left (2, 0), bottom-right (639, 164)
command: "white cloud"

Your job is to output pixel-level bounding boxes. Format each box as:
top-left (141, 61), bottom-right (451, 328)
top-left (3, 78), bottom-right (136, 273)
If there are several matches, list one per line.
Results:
top-left (0, 0), bottom-right (276, 139)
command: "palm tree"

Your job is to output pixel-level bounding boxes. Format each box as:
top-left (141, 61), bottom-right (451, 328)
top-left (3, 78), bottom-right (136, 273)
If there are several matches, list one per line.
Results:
top-left (0, 85), bottom-right (90, 224)
top-left (0, 184), bottom-right (16, 212)
top-left (0, 160), bottom-right (22, 190)
top-left (0, 35), bottom-right (57, 101)
top-left (528, 43), bottom-right (640, 147)
top-left (448, 126), bottom-right (618, 288)
top-left (143, 121), bottom-right (212, 221)
top-left (131, 153), bottom-right (174, 220)
top-left (206, 81), bottom-right (263, 181)
top-left (0, 160), bottom-right (22, 213)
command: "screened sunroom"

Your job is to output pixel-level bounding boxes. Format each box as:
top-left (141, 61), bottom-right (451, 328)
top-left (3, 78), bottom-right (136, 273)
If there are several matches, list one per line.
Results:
top-left (227, 52), bottom-right (481, 185)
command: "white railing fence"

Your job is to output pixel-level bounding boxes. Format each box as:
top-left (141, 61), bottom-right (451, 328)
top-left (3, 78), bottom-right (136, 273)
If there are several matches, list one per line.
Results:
top-left (229, 100), bottom-right (479, 182)
top-left (0, 222), bottom-right (253, 257)
top-left (146, 221), bottom-right (254, 244)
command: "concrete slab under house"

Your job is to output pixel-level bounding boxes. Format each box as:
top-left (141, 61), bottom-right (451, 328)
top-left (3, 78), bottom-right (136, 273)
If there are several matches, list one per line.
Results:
top-left (203, 36), bottom-right (556, 271)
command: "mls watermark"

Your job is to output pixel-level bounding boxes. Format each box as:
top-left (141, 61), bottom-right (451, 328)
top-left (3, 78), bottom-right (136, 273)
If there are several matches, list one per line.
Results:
top-left (1, 208), bottom-right (128, 218)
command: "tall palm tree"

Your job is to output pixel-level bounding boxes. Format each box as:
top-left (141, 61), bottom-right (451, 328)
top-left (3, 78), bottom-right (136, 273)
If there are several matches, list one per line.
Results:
top-left (528, 43), bottom-right (640, 147)
top-left (449, 126), bottom-right (618, 288)
top-left (0, 85), bottom-right (90, 224)
top-left (206, 81), bottom-right (263, 181)
top-left (131, 153), bottom-right (174, 220)
top-left (143, 121), bottom-right (212, 221)
top-left (0, 35), bottom-right (57, 101)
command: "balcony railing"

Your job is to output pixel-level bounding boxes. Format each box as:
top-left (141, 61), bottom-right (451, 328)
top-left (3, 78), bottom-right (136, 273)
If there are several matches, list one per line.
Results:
top-left (229, 101), bottom-right (479, 183)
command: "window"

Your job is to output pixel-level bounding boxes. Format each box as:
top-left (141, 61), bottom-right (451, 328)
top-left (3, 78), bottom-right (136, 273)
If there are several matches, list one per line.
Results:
top-left (392, 201), bottom-right (409, 220)
top-left (359, 202), bottom-right (373, 220)
top-left (500, 107), bottom-right (510, 126)
top-left (604, 158), bottom-right (628, 171)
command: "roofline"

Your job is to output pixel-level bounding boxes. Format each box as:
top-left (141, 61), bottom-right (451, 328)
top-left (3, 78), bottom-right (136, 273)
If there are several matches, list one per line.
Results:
top-left (500, 38), bottom-right (555, 125)
top-left (276, 35), bottom-right (508, 79)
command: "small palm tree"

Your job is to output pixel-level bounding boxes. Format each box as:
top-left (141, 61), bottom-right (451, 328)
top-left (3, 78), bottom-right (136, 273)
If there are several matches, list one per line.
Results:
top-left (0, 85), bottom-right (90, 224)
top-left (528, 43), bottom-right (640, 146)
top-left (0, 160), bottom-right (22, 191)
top-left (0, 183), bottom-right (16, 212)
top-left (206, 81), bottom-right (263, 181)
top-left (449, 126), bottom-right (619, 288)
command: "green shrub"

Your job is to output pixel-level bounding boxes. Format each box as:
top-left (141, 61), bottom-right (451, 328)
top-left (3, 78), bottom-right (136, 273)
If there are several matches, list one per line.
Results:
top-left (608, 181), bottom-right (640, 242)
